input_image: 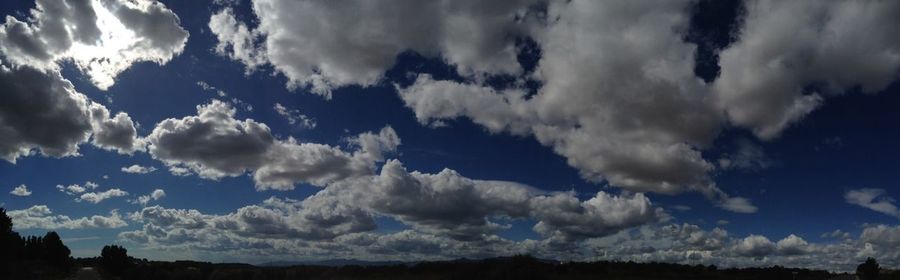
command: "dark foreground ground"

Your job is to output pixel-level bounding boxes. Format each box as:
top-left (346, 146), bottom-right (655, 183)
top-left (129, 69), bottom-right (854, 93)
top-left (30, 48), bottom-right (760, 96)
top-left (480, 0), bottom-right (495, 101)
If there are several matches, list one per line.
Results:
top-left (7, 255), bottom-right (900, 280)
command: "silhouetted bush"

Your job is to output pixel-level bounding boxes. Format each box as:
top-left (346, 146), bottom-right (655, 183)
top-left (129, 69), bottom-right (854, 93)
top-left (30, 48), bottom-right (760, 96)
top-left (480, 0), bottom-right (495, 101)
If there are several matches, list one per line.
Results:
top-left (0, 208), bottom-right (24, 277)
top-left (101, 244), bottom-right (133, 276)
top-left (858, 257), bottom-right (880, 280)
top-left (43, 231), bottom-right (72, 267)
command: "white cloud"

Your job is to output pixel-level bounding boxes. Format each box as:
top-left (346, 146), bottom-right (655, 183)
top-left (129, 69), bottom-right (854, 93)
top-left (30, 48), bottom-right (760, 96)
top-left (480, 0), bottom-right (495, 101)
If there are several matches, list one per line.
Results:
top-left (121, 164), bottom-right (158, 174)
top-left (209, 0), bottom-right (534, 97)
top-left (203, 0), bottom-right (900, 217)
top-left (395, 1), bottom-right (752, 212)
top-left (56, 181), bottom-right (99, 195)
top-left (273, 103), bottom-right (316, 129)
top-left (8, 205), bottom-right (127, 229)
top-left (196, 80), bottom-right (227, 97)
top-left (714, 0), bottom-right (900, 139)
top-left (860, 224), bottom-right (900, 248)
top-left (0, 0), bottom-right (185, 162)
top-left (0, 0), bottom-right (189, 90)
top-left (131, 189), bottom-right (166, 206)
top-left (118, 160), bottom-right (668, 259)
top-left (846, 188), bottom-right (900, 218)
top-left (325, 159), bottom-right (538, 239)
top-left (89, 103), bottom-right (145, 154)
top-left (9, 184), bottom-right (32, 196)
top-left (732, 235), bottom-right (775, 258)
top-left (530, 191), bottom-right (663, 241)
top-left (147, 100), bottom-right (400, 190)
top-left (717, 197), bottom-right (758, 214)
top-left (123, 196), bottom-right (376, 246)
top-left (0, 65), bottom-right (93, 162)
top-left (56, 181), bottom-right (128, 204)
top-left (78, 188), bottom-right (129, 204)
top-left (776, 234), bottom-right (810, 256)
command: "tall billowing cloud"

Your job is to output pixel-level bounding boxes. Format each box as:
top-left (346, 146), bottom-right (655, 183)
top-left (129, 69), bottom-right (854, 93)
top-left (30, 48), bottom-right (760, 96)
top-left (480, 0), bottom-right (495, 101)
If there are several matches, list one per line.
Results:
top-left (0, 66), bottom-right (93, 162)
top-left (0, 0), bottom-right (187, 162)
top-left (714, 0), bottom-right (900, 139)
top-left (146, 100), bottom-right (400, 190)
top-left (209, 0), bottom-right (536, 97)
top-left (397, 1), bottom-right (742, 211)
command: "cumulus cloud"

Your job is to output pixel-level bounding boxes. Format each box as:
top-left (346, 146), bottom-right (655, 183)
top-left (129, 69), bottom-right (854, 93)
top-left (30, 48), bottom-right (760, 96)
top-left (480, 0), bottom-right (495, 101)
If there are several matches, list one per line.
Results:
top-left (396, 1), bottom-right (750, 212)
top-left (9, 184), bottom-right (32, 196)
top-left (733, 235), bottom-right (775, 259)
top-left (78, 188), bottom-right (129, 204)
top-left (0, 65), bottom-right (93, 162)
top-left (860, 224), bottom-right (900, 248)
top-left (530, 191), bottom-right (663, 241)
top-left (130, 189), bottom-right (166, 206)
top-left (119, 160), bottom-right (667, 259)
top-left (206, 0), bottom-right (900, 216)
top-left (147, 100), bottom-right (399, 190)
top-left (325, 159), bottom-right (538, 240)
top-left (0, 0), bottom-right (189, 89)
top-left (146, 99), bottom-right (274, 179)
top-left (209, 0), bottom-right (534, 97)
top-left (89, 103), bottom-right (145, 154)
top-left (714, 0), bottom-right (900, 139)
top-left (0, 0), bottom-right (186, 162)
top-left (274, 159), bottom-right (662, 241)
top-left (121, 164), bottom-right (158, 174)
top-left (122, 195), bottom-right (376, 246)
top-left (845, 188), bottom-right (900, 218)
top-left (8, 205), bottom-right (127, 229)
top-left (776, 234), bottom-right (810, 256)
top-left (208, 8), bottom-right (265, 71)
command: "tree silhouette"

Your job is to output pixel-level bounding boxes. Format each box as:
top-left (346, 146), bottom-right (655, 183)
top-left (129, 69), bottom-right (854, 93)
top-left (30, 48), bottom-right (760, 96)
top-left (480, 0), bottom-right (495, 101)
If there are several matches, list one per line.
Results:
top-left (42, 231), bottom-right (71, 267)
top-left (0, 208), bottom-right (23, 277)
top-left (101, 244), bottom-right (132, 276)
top-left (0, 208), bottom-right (12, 235)
top-left (857, 257), bottom-right (879, 280)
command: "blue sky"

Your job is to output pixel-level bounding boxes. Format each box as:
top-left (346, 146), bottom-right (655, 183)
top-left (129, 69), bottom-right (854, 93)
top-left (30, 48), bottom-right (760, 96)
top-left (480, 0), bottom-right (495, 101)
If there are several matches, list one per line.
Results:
top-left (1, 0), bottom-right (900, 270)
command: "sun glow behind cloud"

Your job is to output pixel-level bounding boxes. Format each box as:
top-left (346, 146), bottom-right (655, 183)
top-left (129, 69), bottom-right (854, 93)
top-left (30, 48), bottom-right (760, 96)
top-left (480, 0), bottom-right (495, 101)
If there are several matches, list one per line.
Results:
top-left (66, 0), bottom-right (139, 89)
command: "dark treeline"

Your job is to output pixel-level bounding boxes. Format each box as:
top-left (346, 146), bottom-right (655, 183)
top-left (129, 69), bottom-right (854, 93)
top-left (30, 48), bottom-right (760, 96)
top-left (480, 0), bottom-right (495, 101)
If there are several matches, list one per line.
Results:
top-left (3, 208), bottom-right (900, 280)
top-left (1, 208), bottom-right (73, 279)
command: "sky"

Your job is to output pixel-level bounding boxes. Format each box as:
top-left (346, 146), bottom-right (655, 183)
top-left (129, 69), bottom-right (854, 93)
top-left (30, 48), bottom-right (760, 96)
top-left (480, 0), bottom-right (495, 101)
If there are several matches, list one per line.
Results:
top-left (1, 0), bottom-right (900, 272)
